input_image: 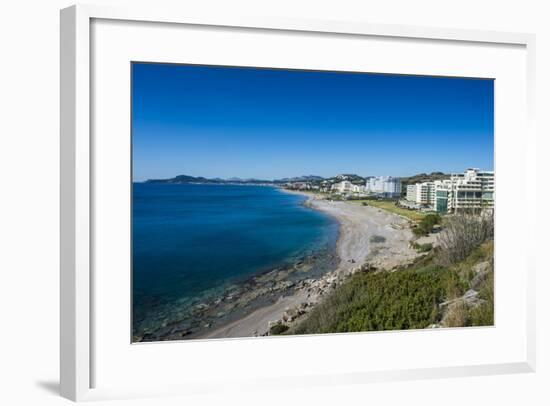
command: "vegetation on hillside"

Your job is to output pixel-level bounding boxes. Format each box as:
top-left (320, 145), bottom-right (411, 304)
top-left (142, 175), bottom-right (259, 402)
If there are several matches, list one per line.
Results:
top-left (288, 214), bottom-right (494, 335)
top-left (412, 213), bottom-right (441, 236)
top-left (436, 213), bottom-right (494, 265)
top-left (399, 171), bottom-right (451, 195)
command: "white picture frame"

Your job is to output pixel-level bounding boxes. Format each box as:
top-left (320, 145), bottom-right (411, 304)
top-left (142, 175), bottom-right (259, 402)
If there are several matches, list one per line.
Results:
top-left (60, 4), bottom-right (536, 402)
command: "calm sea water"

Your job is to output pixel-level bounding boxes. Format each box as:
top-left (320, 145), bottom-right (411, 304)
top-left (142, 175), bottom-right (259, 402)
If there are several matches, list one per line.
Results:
top-left (132, 183), bottom-right (338, 331)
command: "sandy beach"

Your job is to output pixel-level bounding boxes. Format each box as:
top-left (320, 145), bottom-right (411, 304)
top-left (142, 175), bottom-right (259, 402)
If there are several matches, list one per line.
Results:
top-left (201, 192), bottom-right (418, 339)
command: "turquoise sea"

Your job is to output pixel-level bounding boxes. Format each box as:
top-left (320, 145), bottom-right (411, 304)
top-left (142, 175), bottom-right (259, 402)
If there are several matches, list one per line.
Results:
top-left (132, 183), bottom-right (338, 339)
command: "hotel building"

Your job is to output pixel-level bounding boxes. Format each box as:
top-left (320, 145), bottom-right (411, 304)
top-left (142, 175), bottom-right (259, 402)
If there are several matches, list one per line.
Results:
top-left (365, 176), bottom-right (402, 199)
top-left (406, 182), bottom-right (434, 205)
top-left (332, 180), bottom-right (354, 193)
top-left (406, 168), bottom-right (494, 214)
top-left (332, 181), bottom-right (366, 194)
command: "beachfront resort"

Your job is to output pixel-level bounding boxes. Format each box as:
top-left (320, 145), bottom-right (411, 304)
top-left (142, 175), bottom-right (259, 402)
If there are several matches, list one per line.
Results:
top-left (404, 168), bottom-right (494, 214)
top-left (285, 168), bottom-right (494, 215)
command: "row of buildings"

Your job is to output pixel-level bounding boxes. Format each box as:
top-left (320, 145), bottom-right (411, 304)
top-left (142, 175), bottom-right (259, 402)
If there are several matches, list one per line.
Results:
top-left (331, 176), bottom-right (402, 198)
top-left (405, 168), bottom-right (494, 214)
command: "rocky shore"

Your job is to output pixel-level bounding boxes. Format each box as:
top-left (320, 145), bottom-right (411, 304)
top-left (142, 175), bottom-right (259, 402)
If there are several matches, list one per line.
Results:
top-left (199, 192), bottom-right (420, 339)
top-left (133, 248), bottom-right (338, 342)
top-left (134, 191), bottom-right (423, 342)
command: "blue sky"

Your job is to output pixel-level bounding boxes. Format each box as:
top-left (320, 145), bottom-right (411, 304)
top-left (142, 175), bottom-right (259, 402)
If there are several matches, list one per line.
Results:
top-left (132, 63), bottom-right (494, 181)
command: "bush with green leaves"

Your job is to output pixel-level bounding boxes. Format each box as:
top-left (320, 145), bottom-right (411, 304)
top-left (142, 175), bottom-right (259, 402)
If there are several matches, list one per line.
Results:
top-left (269, 323), bottom-right (289, 335)
top-left (369, 235), bottom-right (386, 244)
top-left (291, 265), bottom-right (461, 334)
top-left (290, 240), bottom-right (493, 335)
top-left (412, 242), bottom-right (433, 252)
top-left (413, 213), bottom-right (441, 236)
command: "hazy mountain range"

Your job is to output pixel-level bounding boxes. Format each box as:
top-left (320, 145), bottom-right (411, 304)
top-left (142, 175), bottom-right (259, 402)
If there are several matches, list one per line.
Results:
top-left (144, 172), bottom-right (451, 187)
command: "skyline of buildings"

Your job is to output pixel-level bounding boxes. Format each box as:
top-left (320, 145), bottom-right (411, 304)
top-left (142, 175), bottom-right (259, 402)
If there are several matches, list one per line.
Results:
top-left (405, 168), bottom-right (494, 214)
top-left (365, 176), bottom-right (402, 199)
top-left (305, 168), bottom-right (494, 215)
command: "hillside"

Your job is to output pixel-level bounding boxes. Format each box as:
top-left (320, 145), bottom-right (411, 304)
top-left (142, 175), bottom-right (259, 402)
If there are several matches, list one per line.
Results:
top-left (145, 174), bottom-right (272, 184)
top-left (144, 173), bottom-right (368, 186)
top-left (399, 172), bottom-right (450, 186)
top-left (284, 213), bottom-right (494, 335)
top-left (288, 241), bottom-right (493, 334)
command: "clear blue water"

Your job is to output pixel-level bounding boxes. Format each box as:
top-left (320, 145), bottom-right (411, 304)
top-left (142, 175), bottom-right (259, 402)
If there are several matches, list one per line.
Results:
top-left (132, 183), bottom-right (338, 333)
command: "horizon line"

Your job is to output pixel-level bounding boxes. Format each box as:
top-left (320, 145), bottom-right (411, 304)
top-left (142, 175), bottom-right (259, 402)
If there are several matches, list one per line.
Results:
top-left (133, 167), bottom-right (495, 182)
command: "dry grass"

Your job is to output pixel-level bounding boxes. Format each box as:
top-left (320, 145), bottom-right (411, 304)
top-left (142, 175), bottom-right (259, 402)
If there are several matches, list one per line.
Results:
top-left (436, 213), bottom-right (494, 265)
top-left (350, 199), bottom-right (426, 222)
top-left (442, 301), bottom-right (469, 327)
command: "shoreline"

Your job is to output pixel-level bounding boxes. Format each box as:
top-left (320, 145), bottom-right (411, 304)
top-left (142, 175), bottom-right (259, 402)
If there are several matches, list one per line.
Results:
top-left (199, 190), bottom-right (419, 339)
top-left (133, 187), bottom-right (338, 342)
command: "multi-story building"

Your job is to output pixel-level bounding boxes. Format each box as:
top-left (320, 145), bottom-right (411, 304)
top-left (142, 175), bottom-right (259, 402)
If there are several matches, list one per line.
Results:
top-left (406, 184), bottom-right (417, 202)
top-left (433, 179), bottom-right (452, 213)
top-left (332, 180), bottom-right (354, 193)
top-left (449, 168), bottom-right (494, 213)
top-left (365, 176), bottom-right (402, 198)
top-left (406, 182), bottom-right (434, 205)
top-left (433, 169), bottom-right (494, 214)
top-left (332, 181), bottom-right (366, 194)
top-left (286, 182), bottom-right (311, 190)
top-left (406, 169), bottom-right (494, 214)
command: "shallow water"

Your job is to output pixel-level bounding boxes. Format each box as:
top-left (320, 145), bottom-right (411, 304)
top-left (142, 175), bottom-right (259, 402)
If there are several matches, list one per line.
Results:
top-left (132, 183), bottom-right (338, 339)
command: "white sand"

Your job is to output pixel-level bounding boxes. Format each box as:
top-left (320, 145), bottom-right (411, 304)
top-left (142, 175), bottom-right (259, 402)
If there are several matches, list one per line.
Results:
top-left (201, 193), bottom-right (418, 339)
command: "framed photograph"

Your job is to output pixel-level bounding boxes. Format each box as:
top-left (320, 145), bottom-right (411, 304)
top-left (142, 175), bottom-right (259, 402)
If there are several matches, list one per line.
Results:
top-left (60, 4), bottom-right (536, 401)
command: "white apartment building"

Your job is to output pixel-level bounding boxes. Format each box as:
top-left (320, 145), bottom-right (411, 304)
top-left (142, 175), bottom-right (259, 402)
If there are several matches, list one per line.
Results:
top-left (332, 181), bottom-right (366, 194)
top-left (365, 176), bottom-right (402, 198)
top-left (434, 169), bottom-right (494, 213)
top-left (332, 180), bottom-right (354, 193)
top-left (446, 168), bottom-right (494, 213)
top-left (406, 182), bottom-right (434, 205)
top-left (406, 169), bottom-right (494, 214)
top-left (406, 184), bottom-right (417, 202)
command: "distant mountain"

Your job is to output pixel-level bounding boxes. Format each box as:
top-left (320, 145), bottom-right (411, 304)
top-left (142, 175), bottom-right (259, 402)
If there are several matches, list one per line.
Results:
top-left (145, 175), bottom-right (272, 184)
top-left (399, 172), bottom-right (450, 186)
top-left (144, 172), bottom-right (448, 187)
top-left (325, 174), bottom-right (366, 185)
top-left (273, 175), bottom-right (325, 183)
top-left (398, 172), bottom-right (451, 196)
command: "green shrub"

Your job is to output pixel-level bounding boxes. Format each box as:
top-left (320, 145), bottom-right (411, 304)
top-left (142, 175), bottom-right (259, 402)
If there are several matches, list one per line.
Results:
top-left (415, 264), bottom-right (444, 274)
top-left (369, 235), bottom-right (386, 244)
top-left (269, 324), bottom-right (289, 335)
top-left (413, 226), bottom-right (429, 237)
top-left (289, 238), bottom-right (493, 335)
top-left (413, 242), bottom-right (433, 252)
top-left (423, 213), bottom-right (441, 227)
top-left (292, 265), bottom-right (451, 335)
top-left (413, 214), bottom-right (442, 236)
top-left (469, 301), bottom-right (493, 326)
top-left (469, 261), bottom-right (494, 326)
